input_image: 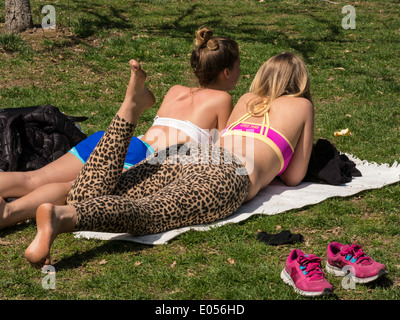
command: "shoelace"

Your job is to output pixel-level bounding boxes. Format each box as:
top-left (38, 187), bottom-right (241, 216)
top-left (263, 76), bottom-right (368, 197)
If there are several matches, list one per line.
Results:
top-left (298, 255), bottom-right (325, 280)
top-left (341, 241), bottom-right (372, 265)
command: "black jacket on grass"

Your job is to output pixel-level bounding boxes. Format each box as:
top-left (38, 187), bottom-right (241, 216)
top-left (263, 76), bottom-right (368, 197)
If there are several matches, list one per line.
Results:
top-left (0, 105), bottom-right (87, 172)
top-left (303, 138), bottom-right (362, 185)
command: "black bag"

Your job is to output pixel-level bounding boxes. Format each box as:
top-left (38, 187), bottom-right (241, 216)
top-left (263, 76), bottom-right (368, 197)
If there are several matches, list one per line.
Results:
top-left (304, 138), bottom-right (362, 185)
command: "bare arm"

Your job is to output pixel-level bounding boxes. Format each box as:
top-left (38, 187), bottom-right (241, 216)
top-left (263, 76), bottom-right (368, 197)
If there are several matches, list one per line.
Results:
top-left (216, 94), bottom-right (234, 131)
top-left (279, 101), bottom-right (314, 186)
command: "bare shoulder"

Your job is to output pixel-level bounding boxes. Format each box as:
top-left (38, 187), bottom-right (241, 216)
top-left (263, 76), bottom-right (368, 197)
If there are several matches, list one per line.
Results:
top-left (275, 96), bottom-right (313, 108)
top-left (197, 89), bottom-right (233, 113)
top-left (231, 92), bottom-right (257, 112)
top-left (274, 96), bottom-right (314, 116)
top-left (204, 88), bottom-right (232, 102)
top-left (294, 97), bottom-right (313, 111)
top-left (168, 86), bottom-right (232, 103)
top-left (165, 84), bottom-right (186, 96)
top-left (237, 92), bottom-right (258, 104)
top-left (161, 85), bottom-right (185, 103)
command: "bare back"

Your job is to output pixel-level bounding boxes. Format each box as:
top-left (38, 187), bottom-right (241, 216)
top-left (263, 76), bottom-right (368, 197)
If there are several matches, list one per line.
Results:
top-left (142, 85), bottom-right (233, 150)
top-left (219, 92), bottom-right (314, 201)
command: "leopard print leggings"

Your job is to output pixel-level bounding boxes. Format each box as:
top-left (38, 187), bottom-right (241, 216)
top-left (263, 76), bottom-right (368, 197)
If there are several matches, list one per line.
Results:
top-left (66, 115), bottom-right (250, 236)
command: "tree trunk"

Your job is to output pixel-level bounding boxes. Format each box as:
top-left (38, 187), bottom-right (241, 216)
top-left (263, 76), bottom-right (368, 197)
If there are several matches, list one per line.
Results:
top-left (5, 0), bottom-right (33, 32)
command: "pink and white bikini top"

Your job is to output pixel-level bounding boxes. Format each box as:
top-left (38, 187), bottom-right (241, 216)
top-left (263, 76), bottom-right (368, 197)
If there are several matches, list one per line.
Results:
top-left (221, 112), bottom-right (294, 175)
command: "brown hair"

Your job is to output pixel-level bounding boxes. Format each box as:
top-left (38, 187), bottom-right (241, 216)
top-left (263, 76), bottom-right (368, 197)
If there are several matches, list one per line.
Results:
top-left (248, 52), bottom-right (312, 116)
top-left (190, 27), bottom-right (239, 87)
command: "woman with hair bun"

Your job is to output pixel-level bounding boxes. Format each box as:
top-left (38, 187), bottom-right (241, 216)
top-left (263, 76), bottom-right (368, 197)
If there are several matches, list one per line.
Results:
top-left (0, 27), bottom-right (240, 230)
top-left (191, 27), bottom-right (239, 89)
top-left (141, 26), bottom-right (240, 151)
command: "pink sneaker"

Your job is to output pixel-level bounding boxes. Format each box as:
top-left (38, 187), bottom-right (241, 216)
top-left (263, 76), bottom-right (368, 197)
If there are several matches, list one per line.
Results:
top-left (326, 241), bottom-right (387, 284)
top-left (280, 249), bottom-right (333, 296)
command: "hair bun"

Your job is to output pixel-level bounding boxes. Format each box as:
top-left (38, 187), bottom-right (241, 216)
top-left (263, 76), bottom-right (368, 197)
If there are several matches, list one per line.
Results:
top-left (206, 38), bottom-right (219, 51)
top-left (194, 27), bottom-right (218, 50)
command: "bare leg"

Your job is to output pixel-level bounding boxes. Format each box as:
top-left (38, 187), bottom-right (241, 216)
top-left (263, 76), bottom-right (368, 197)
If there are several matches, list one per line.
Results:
top-left (25, 59), bottom-right (155, 267)
top-left (0, 153), bottom-right (83, 199)
top-left (0, 182), bottom-right (72, 230)
top-left (67, 59), bottom-right (155, 204)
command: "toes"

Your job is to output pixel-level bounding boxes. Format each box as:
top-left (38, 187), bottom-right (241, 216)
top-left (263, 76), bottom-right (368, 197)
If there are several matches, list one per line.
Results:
top-left (129, 59), bottom-right (147, 79)
top-left (129, 59), bottom-right (140, 70)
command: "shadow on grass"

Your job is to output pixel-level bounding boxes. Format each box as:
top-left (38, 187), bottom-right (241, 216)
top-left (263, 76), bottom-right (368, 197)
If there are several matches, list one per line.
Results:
top-left (52, 239), bottom-right (152, 271)
top-left (150, 5), bottom-right (336, 65)
top-left (53, 1), bottom-right (134, 35)
top-left (0, 219), bottom-right (34, 237)
top-left (365, 274), bottom-right (393, 290)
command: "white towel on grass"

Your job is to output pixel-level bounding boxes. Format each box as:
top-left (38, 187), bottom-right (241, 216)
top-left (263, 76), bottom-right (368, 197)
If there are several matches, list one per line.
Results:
top-left (73, 155), bottom-right (400, 245)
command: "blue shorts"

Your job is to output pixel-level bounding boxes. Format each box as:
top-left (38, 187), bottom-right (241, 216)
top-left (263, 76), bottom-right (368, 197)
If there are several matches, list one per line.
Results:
top-left (69, 131), bottom-right (155, 169)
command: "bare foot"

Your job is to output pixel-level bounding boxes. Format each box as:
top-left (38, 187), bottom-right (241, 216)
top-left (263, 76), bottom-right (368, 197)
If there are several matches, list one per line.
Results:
top-left (25, 203), bottom-right (76, 268)
top-left (25, 204), bottom-right (56, 267)
top-left (119, 59), bottom-right (155, 123)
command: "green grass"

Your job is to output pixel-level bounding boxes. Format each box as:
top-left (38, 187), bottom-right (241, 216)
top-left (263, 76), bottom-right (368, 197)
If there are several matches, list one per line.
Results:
top-left (0, 0), bottom-right (399, 302)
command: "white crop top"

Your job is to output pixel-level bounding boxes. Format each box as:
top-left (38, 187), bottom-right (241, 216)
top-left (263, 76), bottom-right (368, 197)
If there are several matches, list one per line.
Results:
top-left (152, 116), bottom-right (212, 144)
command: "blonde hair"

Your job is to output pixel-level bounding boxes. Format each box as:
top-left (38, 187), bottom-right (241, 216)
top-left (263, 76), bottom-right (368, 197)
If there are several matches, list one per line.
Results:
top-left (191, 27), bottom-right (239, 87)
top-left (248, 52), bottom-right (312, 116)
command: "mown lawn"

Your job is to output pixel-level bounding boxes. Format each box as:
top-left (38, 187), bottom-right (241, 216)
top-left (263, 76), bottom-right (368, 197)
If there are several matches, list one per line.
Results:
top-left (0, 0), bottom-right (399, 304)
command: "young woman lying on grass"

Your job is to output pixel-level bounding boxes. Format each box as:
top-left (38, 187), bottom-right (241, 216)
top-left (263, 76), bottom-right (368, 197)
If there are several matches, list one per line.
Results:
top-left (24, 51), bottom-right (314, 267)
top-left (0, 27), bottom-right (240, 230)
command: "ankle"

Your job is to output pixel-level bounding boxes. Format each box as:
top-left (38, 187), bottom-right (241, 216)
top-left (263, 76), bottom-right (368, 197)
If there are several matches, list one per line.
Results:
top-left (116, 104), bottom-right (142, 126)
top-left (55, 205), bottom-right (77, 233)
